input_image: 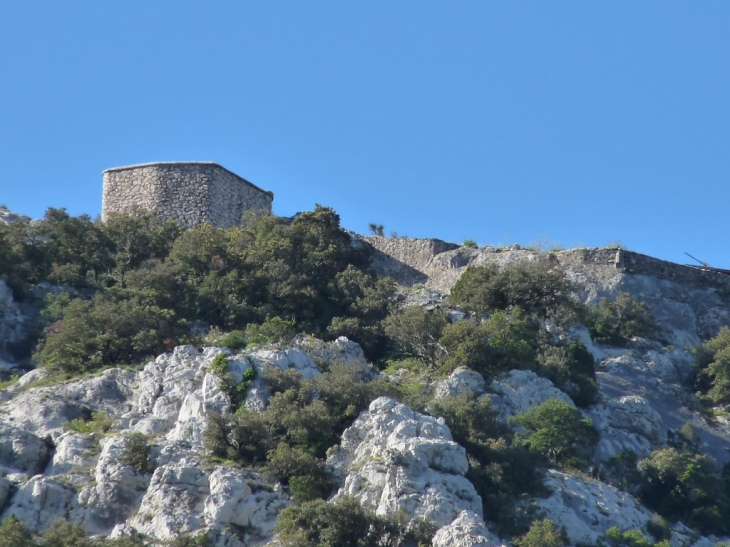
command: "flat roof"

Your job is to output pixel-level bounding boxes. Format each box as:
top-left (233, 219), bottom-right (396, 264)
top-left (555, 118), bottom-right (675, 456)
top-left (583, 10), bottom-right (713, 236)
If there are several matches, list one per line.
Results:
top-left (103, 161), bottom-right (273, 198)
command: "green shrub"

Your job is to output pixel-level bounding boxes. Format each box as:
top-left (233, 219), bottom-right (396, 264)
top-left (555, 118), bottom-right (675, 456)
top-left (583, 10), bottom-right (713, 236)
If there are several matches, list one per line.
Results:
top-left (637, 447), bottom-right (730, 535)
top-left (601, 526), bottom-right (671, 547)
top-left (245, 317), bottom-right (296, 347)
top-left (585, 293), bottom-right (656, 346)
top-left (463, 239), bottom-right (477, 248)
top-left (63, 411), bottom-right (114, 437)
top-left (440, 309), bottom-right (538, 378)
top-left (217, 330), bottom-right (247, 351)
top-left (0, 515), bottom-right (35, 547)
top-left (209, 353), bottom-right (255, 412)
top-left (120, 433), bottom-right (153, 475)
top-left (513, 519), bottom-right (565, 547)
top-left (431, 394), bottom-right (546, 535)
top-left (275, 498), bottom-right (433, 547)
top-left (39, 519), bottom-right (95, 547)
top-left (450, 261), bottom-right (574, 318)
top-left (694, 326), bottom-right (730, 405)
top-left (383, 307), bottom-right (448, 365)
top-left (536, 340), bottom-right (597, 407)
top-left (35, 294), bottom-right (187, 374)
top-left (509, 398), bottom-right (598, 467)
top-left (166, 533), bottom-right (212, 547)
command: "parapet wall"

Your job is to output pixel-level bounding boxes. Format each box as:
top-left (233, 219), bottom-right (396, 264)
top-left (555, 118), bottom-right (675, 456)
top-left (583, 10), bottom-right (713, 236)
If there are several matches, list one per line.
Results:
top-left (102, 162), bottom-right (273, 228)
top-left (364, 236), bottom-right (730, 294)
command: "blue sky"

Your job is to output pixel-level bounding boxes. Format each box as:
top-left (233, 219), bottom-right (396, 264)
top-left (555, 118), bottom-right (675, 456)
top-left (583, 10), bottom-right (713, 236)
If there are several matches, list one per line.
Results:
top-left (1, 2), bottom-right (728, 266)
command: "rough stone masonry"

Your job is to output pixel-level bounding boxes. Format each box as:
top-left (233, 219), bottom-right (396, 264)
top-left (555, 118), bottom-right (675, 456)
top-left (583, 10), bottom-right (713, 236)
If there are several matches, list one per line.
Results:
top-left (101, 162), bottom-right (274, 228)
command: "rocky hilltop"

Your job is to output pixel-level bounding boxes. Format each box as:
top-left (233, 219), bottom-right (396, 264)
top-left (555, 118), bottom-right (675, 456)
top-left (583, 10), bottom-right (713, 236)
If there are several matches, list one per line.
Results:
top-left (1, 208), bottom-right (730, 547)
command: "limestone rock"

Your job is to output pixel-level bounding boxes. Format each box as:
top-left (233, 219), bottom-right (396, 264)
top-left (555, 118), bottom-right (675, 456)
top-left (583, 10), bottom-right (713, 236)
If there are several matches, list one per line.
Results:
top-left (0, 278), bottom-right (26, 357)
top-left (590, 395), bottom-right (665, 461)
top-left (532, 470), bottom-right (653, 545)
top-left (0, 423), bottom-right (52, 474)
top-left (433, 367), bottom-right (487, 401)
top-left (487, 370), bottom-right (574, 420)
top-left (328, 397), bottom-right (482, 529)
top-left (77, 434), bottom-right (150, 534)
top-left (432, 511), bottom-right (506, 547)
top-left (3, 476), bottom-right (79, 531)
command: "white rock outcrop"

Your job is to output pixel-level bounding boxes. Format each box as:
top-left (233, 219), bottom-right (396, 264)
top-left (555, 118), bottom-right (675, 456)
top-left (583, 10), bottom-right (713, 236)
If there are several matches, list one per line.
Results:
top-left (590, 395), bottom-right (665, 461)
top-left (432, 510), bottom-right (506, 547)
top-left (532, 470), bottom-right (653, 545)
top-left (433, 367), bottom-right (487, 401)
top-left (0, 337), bottom-right (367, 542)
top-left (487, 370), bottom-right (574, 419)
top-left (328, 397), bottom-right (482, 529)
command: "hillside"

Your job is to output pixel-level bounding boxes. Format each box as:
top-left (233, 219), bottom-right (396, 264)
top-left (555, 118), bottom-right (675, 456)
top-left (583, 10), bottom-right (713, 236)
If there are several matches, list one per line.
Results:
top-left (0, 206), bottom-right (729, 547)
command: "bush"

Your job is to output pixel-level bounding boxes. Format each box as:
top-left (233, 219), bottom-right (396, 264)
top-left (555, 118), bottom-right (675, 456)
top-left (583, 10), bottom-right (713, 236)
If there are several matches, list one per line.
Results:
top-left (509, 398), bottom-right (598, 467)
top-left (244, 317), bottom-right (296, 347)
top-left (694, 326), bottom-right (730, 405)
top-left (275, 498), bottom-right (433, 547)
top-left (536, 340), bottom-right (597, 407)
top-left (264, 443), bottom-right (333, 499)
top-left (39, 519), bottom-right (95, 547)
top-left (35, 295), bottom-right (187, 374)
top-left (217, 330), bottom-right (247, 351)
top-left (513, 519), bottom-right (565, 547)
top-left (585, 293), bottom-right (656, 346)
top-left (431, 394), bottom-right (546, 535)
top-left (63, 411), bottom-right (113, 437)
top-left (450, 261), bottom-right (574, 318)
top-left (120, 433), bottom-right (153, 474)
top-left (440, 309), bottom-right (538, 378)
top-left (637, 447), bottom-right (730, 535)
top-left (383, 306), bottom-right (448, 365)
top-left (0, 515), bottom-right (35, 547)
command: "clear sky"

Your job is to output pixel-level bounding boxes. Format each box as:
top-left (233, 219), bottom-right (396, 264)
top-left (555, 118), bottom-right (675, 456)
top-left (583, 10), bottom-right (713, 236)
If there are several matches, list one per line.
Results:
top-left (1, 2), bottom-right (728, 267)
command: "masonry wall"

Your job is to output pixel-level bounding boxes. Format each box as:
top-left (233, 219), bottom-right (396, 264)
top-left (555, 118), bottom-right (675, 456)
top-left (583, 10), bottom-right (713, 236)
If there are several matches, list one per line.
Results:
top-left (102, 162), bottom-right (273, 228)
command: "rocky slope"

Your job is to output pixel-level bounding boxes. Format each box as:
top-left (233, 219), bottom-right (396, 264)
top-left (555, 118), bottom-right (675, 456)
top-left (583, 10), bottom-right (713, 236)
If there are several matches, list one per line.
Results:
top-left (1, 231), bottom-right (730, 546)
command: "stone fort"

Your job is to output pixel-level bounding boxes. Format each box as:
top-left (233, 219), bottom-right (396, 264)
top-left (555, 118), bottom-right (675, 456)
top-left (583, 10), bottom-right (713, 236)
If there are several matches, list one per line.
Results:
top-left (101, 162), bottom-right (274, 228)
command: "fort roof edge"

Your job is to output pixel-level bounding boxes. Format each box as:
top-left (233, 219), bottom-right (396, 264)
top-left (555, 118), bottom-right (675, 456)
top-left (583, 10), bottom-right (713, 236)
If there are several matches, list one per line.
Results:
top-left (103, 161), bottom-right (273, 198)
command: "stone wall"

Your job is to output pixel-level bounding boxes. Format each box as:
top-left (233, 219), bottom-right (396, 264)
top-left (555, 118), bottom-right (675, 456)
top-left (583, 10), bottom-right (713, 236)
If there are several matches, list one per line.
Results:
top-left (102, 162), bottom-right (273, 228)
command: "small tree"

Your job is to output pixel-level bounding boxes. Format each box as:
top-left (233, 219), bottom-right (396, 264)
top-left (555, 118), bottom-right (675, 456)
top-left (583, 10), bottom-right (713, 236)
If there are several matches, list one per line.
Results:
top-left (585, 293), bottom-right (656, 346)
top-left (383, 306), bottom-right (448, 365)
top-left (694, 326), bottom-right (730, 404)
top-left (368, 223), bottom-right (385, 236)
top-left (120, 432), bottom-right (153, 474)
top-left (509, 398), bottom-right (598, 466)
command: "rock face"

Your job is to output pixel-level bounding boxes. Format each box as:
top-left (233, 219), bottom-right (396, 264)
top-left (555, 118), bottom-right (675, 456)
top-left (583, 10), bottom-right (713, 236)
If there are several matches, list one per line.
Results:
top-left (328, 397), bottom-right (482, 529)
top-left (433, 367), bottom-right (487, 401)
top-left (432, 511), bottom-right (505, 547)
top-left (533, 470), bottom-right (654, 545)
top-left (364, 239), bottom-right (730, 348)
top-left (486, 370), bottom-right (574, 420)
top-left (0, 336), bottom-right (368, 544)
top-left (0, 279), bottom-right (27, 363)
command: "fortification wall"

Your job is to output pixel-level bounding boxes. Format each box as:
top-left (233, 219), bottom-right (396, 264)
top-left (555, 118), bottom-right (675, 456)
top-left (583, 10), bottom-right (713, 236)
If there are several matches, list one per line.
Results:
top-left (102, 162), bottom-right (273, 228)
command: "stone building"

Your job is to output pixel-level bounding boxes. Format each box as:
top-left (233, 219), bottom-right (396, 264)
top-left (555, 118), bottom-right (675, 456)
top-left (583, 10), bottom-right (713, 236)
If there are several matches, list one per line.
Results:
top-left (101, 162), bottom-right (274, 228)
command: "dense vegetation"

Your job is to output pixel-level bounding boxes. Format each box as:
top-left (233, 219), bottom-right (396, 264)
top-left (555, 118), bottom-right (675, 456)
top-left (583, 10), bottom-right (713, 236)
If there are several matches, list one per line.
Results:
top-left (5, 206), bottom-right (727, 544)
top-left (0, 206), bottom-right (394, 369)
